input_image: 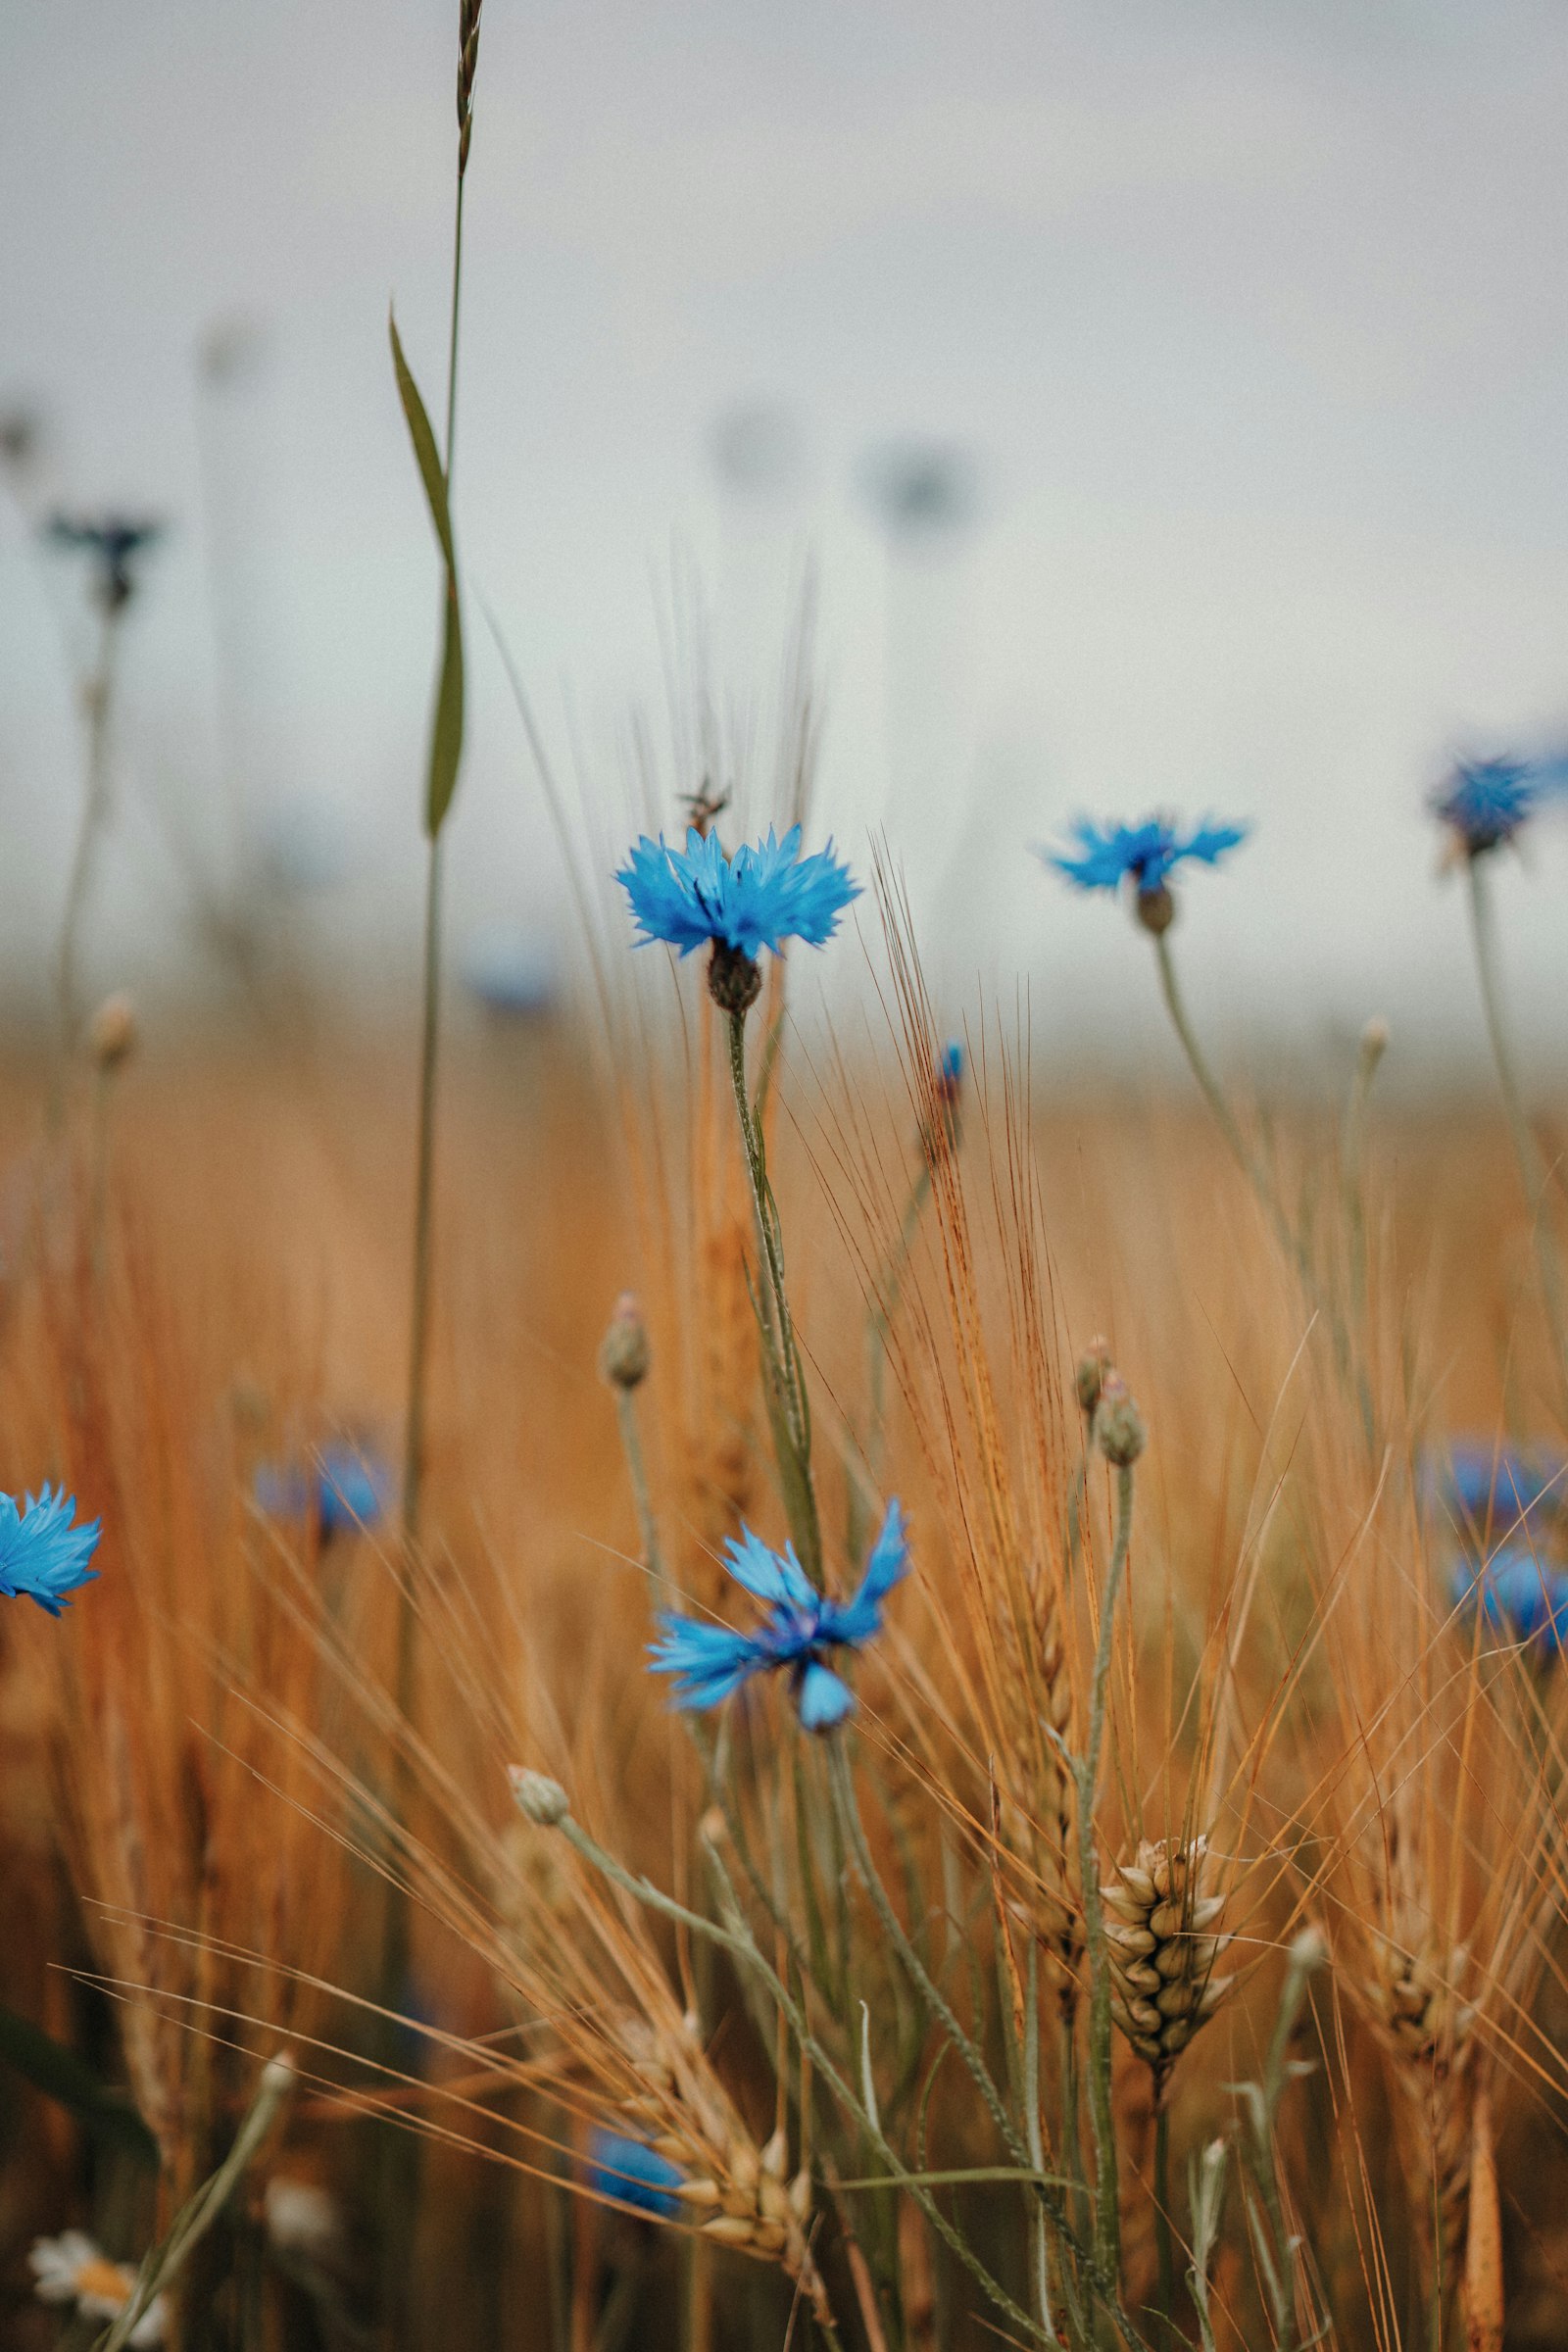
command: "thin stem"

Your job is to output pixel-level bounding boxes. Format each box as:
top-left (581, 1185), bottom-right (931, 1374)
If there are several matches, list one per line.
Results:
top-left (1466, 857), bottom-right (1568, 1401)
top-left (726, 1007), bottom-right (821, 1583)
top-left (53, 604), bottom-right (118, 1102)
top-left (612, 1382), bottom-right (670, 1603)
top-left (849, 1159), bottom-right (933, 1565)
top-left (95, 2057), bottom-right (293, 2352)
top-left (1078, 1461), bottom-right (1136, 2299)
top-left (1153, 2099), bottom-right (1174, 2338)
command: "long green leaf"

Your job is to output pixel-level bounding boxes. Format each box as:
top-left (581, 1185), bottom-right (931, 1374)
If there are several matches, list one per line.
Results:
top-left (388, 308), bottom-right (466, 837)
top-left (0, 2001), bottom-right (158, 2168)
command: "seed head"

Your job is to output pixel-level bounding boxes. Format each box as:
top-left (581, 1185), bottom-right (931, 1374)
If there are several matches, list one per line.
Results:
top-left (707, 940), bottom-right (763, 1016)
top-left (508, 1767), bottom-right (570, 1828)
top-left (1074, 1336), bottom-right (1113, 1421)
top-left (599, 1293), bottom-right (651, 1390)
top-left (1096, 1371), bottom-right (1147, 1467)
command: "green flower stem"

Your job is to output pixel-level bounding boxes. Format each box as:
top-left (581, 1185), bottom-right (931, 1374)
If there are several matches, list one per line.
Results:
top-left (1466, 858), bottom-right (1568, 1401)
top-left (726, 1006), bottom-right (822, 1584)
top-left (95, 2056), bottom-right (294, 2352)
top-left (1078, 1461), bottom-right (1136, 2301)
top-left (611, 1380), bottom-right (671, 1603)
top-left (551, 1809), bottom-right (1126, 2350)
top-left (1153, 932), bottom-right (1366, 1425)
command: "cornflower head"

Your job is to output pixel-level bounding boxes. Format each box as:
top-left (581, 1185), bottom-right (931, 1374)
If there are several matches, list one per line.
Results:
top-left (1043, 813), bottom-right (1248, 934)
top-left (1424, 1438), bottom-right (1566, 1553)
top-left (44, 512), bottom-right (164, 613)
top-left (1451, 1548), bottom-right (1568, 1659)
top-left (254, 1445), bottom-right (391, 1538)
top-left (1429, 754), bottom-right (1568, 860)
top-left (648, 1500), bottom-right (907, 1731)
top-left (615, 822), bottom-right (859, 1013)
top-left (0, 1486), bottom-right (101, 1615)
top-left (584, 2130), bottom-right (685, 2221)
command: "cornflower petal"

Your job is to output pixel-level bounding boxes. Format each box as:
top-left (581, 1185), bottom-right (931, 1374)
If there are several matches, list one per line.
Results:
top-left (797, 1661), bottom-right (856, 1732)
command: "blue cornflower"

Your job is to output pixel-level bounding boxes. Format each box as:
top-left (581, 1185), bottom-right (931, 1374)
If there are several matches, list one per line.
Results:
top-left (937, 1041), bottom-right (963, 1100)
top-left (585, 2131), bottom-right (685, 2221)
top-left (649, 1501), bottom-right (909, 1733)
top-left (254, 1446), bottom-right (391, 1538)
top-left (616, 825), bottom-right (859, 1013)
top-left (1043, 815), bottom-right (1248, 932)
top-left (0, 1486), bottom-right (101, 1616)
top-left (1423, 1440), bottom-right (1566, 1550)
top-left (1427, 754), bottom-right (1568, 858)
top-left (44, 512), bottom-right (163, 614)
top-left (1451, 1547), bottom-right (1568, 1658)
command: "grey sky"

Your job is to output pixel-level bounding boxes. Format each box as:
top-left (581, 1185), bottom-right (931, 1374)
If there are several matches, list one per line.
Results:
top-left (5, 0), bottom-right (1568, 1070)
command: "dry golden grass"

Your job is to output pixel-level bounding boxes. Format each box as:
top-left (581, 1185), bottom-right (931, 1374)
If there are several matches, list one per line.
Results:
top-left (0, 983), bottom-right (1564, 2349)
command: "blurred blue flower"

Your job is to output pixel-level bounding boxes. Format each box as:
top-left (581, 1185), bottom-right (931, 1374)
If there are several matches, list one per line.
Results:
top-left (255, 1446), bottom-right (391, 1538)
top-left (1044, 816), bottom-right (1248, 906)
top-left (44, 512), bottom-right (163, 612)
top-left (649, 1501), bottom-right (909, 1733)
top-left (584, 2132), bottom-right (684, 2221)
top-left (1428, 756), bottom-right (1568, 858)
top-left (0, 1486), bottom-right (101, 1616)
top-left (937, 1041), bottom-right (963, 1103)
top-left (462, 924), bottom-right (559, 1018)
top-left (616, 825), bottom-right (859, 960)
top-left (1422, 1440), bottom-right (1566, 1549)
top-left (1451, 1547), bottom-right (1568, 1657)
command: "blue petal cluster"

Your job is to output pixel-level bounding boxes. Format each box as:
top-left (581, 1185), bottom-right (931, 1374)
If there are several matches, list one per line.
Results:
top-left (1044, 816), bottom-right (1249, 899)
top-left (616, 825), bottom-right (859, 960)
top-left (0, 1486), bottom-right (101, 1616)
top-left (1427, 756), bottom-right (1568, 857)
top-left (585, 2132), bottom-right (685, 2221)
top-left (649, 1501), bottom-right (909, 1733)
top-left (254, 1446), bottom-right (391, 1537)
top-left (1451, 1549), bottom-right (1568, 1657)
top-left (1423, 1440), bottom-right (1566, 1548)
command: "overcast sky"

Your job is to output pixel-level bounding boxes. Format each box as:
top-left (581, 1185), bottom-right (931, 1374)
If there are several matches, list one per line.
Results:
top-left (5, 0), bottom-right (1568, 1071)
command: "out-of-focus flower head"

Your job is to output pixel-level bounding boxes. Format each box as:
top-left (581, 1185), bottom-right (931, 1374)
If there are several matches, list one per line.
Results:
top-left (616, 824), bottom-right (859, 1014)
top-left (254, 1445), bottom-right (391, 1539)
top-left (1428, 755), bottom-right (1568, 860)
top-left (649, 1501), bottom-right (909, 1733)
top-left (29, 2233), bottom-right (166, 2344)
top-left (935, 1040), bottom-right (963, 1107)
top-left (1422, 1439), bottom-right (1566, 1552)
top-left (584, 2131), bottom-right (685, 2220)
top-left (0, 1487), bottom-right (101, 1615)
top-left (44, 511), bottom-right (164, 613)
top-left (1451, 1547), bottom-right (1568, 1659)
top-left (1042, 814), bottom-right (1248, 934)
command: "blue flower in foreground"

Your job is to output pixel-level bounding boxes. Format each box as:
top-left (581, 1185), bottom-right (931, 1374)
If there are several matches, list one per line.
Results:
top-left (1428, 756), bottom-right (1568, 858)
top-left (1423, 1440), bottom-right (1566, 1550)
top-left (616, 825), bottom-right (859, 1012)
top-left (649, 1501), bottom-right (909, 1733)
top-left (0, 1486), bottom-right (101, 1616)
top-left (1451, 1548), bottom-right (1568, 1658)
top-left (1043, 815), bottom-right (1248, 932)
top-left (255, 1446), bottom-right (391, 1538)
top-left (585, 2132), bottom-right (685, 2220)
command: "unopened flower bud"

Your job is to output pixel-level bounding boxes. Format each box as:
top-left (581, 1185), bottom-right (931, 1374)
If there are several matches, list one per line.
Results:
top-left (1074, 1337), bottom-right (1113, 1421)
top-left (509, 1767), bottom-right (570, 1827)
top-left (599, 1293), bottom-right (650, 1390)
top-left (1096, 1371), bottom-right (1147, 1467)
top-left (1135, 884), bottom-right (1175, 936)
top-left (88, 991), bottom-right (137, 1071)
top-left (707, 940), bottom-right (762, 1016)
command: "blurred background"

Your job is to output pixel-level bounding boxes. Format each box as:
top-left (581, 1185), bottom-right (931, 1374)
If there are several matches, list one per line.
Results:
top-left (6, 0), bottom-right (1568, 1074)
